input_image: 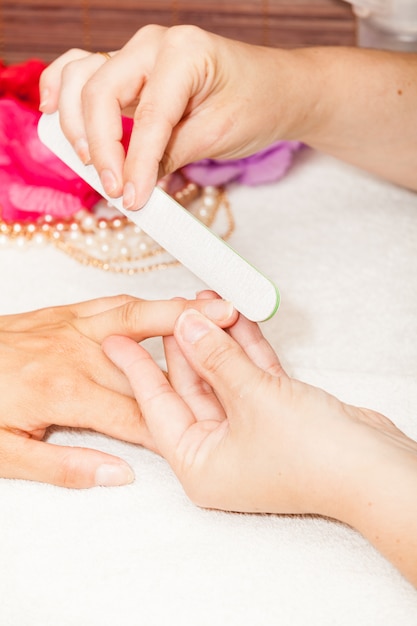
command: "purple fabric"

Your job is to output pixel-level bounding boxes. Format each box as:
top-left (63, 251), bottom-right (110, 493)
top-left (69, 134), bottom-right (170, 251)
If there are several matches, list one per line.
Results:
top-left (183, 140), bottom-right (304, 187)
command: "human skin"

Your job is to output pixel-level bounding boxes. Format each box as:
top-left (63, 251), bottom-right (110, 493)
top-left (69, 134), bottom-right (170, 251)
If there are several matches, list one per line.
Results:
top-left (104, 298), bottom-right (417, 588)
top-left (39, 25), bottom-right (417, 210)
top-left (0, 294), bottom-right (236, 488)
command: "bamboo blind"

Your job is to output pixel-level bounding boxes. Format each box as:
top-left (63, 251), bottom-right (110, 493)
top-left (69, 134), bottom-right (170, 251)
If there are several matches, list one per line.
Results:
top-left (0, 1), bottom-right (355, 64)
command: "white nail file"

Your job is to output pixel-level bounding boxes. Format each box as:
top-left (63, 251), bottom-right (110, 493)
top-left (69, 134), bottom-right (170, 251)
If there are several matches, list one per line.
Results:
top-left (38, 112), bottom-right (280, 321)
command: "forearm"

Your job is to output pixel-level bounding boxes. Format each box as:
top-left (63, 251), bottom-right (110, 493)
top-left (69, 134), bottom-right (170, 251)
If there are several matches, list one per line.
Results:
top-left (275, 47), bottom-right (417, 191)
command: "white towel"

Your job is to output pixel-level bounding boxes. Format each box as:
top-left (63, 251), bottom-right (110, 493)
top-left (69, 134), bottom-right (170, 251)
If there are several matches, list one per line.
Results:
top-left (0, 149), bottom-right (416, 625)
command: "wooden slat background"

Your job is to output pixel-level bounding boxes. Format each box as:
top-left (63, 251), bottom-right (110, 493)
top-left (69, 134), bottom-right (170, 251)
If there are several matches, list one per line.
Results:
top-left (0, 1), bottom-right (355, 64)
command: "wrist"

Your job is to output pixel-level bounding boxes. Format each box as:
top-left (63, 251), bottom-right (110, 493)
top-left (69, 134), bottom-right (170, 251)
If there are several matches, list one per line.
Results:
top-left (265, 47), bottom-right (328, 144)
top-left (334, 421), bottom-right (417, 585)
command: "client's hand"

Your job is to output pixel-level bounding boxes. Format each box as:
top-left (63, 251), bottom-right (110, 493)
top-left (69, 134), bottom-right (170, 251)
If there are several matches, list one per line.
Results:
top-left (104, 302), bottom-right (417, 586)
top-left (0, 294), bottom-right (236, 489)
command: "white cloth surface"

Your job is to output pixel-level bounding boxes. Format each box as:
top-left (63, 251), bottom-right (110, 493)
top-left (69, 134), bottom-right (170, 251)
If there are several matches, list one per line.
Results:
top-left (0, 149), bottom-right (417, 625)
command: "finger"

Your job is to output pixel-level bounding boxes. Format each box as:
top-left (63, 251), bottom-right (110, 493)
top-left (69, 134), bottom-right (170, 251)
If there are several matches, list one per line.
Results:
top-left (122, 26), bottom-right (212, 208)
top-left (23, 366), bottom-right (153, 447)
top-left (43, 377), bottom-right (154, 448)
top-left (228, 315), bottom-right (287, 378)
top-left (58, 52), bottom-right (116, 166)
top-left (164, 333), bottom-right (226, 422)
top-left (166, 290), bottom-right (226, 420)
top-left (0, 296), bottom-right (137, 336)
top-left (174, 309), bottom-right (262, 415)
top-left (39, 48), bottom-right (91, 113)
top-left (80, 25), bottom-right (167, 200)
top-left (0, 430), bottom-right (135, 489)
top-left (76, 298), bottom-right (237, 343)
top-left (103, 335), bottom-right (194, 463)
top-left (68, 294), bottom-right (139, 318)
top-left (195, 291), bottom-right (286, 377)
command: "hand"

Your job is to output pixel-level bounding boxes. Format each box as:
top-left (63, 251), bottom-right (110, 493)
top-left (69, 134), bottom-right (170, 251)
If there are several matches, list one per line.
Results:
top-left (39, 25), bottom-right (301, 208)
top-left (40, 27), bottom-right (417, 202)
top-left (0, 294), bottom-right (236, 488)
top-left (104, 303), bottom-right (417, 586)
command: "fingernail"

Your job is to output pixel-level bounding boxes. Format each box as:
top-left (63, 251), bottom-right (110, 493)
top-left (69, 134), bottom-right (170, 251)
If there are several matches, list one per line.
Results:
top-left (203, 299), bottom-right (234, 322)
top-left (123, 181), bottom-right (136, 209)
top-left (39, 88), bottom-right (49, 110)
top-left (179, 309), bottom-right (214, 344)
top-left (74, 138), bottom-right (91, 164)
top-left (95, 463), bottom-right (135, 487)
top-left (101, 168), bottom-right (118, 195)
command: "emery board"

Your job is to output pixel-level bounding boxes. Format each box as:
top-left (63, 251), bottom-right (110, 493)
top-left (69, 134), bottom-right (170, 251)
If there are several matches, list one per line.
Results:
top-left (38, 112), bottom-right (280, 322)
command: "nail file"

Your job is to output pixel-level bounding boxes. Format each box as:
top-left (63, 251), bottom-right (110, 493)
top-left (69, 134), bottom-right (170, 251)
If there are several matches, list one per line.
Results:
top-left (38, 112), bottom-right (280, 321)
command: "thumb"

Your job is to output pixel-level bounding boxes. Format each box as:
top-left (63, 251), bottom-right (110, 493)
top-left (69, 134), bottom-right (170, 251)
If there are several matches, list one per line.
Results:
top-left (174, 309), bottom-right (260, 411)
top-left (1, 432), bottom-right (134, 489)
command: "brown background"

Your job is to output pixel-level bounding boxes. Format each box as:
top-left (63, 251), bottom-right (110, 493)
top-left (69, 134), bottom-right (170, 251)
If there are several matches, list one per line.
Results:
top-left (1, 1), bottom-right (355, 65)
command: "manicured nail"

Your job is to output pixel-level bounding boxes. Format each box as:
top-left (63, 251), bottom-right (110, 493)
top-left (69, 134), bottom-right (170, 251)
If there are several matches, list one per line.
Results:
top-left (95, 463), bottom-right (135, 487)
top-left (203, 299), bottom-right (234, 322)
top-left (100, 168), bottom-right (118, 195)
top-left (39, 88), bottom-right (49, 110)
top-left (123, 181), bottom-right (136, 209)
top-left (179, 309), bottom-right (214, 344)
top-left (74, 137), bottom-right (91, 164)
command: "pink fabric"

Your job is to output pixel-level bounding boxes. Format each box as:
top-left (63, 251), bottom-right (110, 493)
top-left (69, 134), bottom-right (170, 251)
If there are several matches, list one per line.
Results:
top-left (0, 99), bottom-right (101, 221)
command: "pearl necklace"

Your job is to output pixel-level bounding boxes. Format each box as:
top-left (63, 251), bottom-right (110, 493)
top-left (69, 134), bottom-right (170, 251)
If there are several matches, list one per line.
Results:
top-left (0, 179), bottom-right (234, 274)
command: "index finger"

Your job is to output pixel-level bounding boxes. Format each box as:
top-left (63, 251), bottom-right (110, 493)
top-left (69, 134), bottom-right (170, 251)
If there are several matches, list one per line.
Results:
top-left (75, 297), bottom-right (237, 343)
top-left (123, 26), bottom-right (219, 209)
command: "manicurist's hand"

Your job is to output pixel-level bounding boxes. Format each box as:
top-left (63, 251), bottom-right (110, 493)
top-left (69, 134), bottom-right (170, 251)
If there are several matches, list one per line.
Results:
top-left (40, 25), bottom-right (417, 207)
top-left (38, 25), bottom-right (309, 208)
top-left (0, 294), bottom-right (236, 488)
top-left (104, 300), bottom-right (417, 587)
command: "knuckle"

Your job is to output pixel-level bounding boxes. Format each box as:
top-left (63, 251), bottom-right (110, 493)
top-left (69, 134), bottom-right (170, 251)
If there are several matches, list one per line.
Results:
top-left (81, 75), bottom-right (103, 103)
top-left (164, 24), bottom-right (206, 47)
top-left (133, 100), bottom-right (158, 129)
top-left (114, 294), bottom-right (138, 306)
top-left (201, 341), bottom-right (234, 375)
top-left (54, 450), bottom-right (84, 489)
top-left (119, 300), bottom-right (145, 334)
top-left (60, 57), bottom-right (82, 83)
top-left (131, 23), bottom-right (166, 42)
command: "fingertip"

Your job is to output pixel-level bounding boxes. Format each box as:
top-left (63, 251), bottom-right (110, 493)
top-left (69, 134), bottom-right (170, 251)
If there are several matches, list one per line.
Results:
top-left (122, 181), bottom-right (137, 210)
top-left (95, 461), bottom-right (135, 487)
top-left (102, 334), bottom-right (135, 366)
top-left (175, 308), bottom-right (216, 345)
top-left (196, 290), bottom-right (219, 300)
top-left (201, 300), bottom-right (236, 325)
top-left (122, 179), bottom-right (155, 210)
top-left (38, 87), bottom-right (50, 112)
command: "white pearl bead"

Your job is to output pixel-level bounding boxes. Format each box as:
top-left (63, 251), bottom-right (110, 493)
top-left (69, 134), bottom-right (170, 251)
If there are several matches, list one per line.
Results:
top-left (204, 186), bottom-right (218, 196)
top-left (81, 215), bottom-right (96, 231)
top-left (85, 235), bottom-right (96, 247)
top-left (33, 233), bottom-right (46, 245)
top-left (203, 195), bottom-right (216, 207)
